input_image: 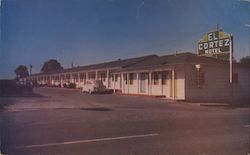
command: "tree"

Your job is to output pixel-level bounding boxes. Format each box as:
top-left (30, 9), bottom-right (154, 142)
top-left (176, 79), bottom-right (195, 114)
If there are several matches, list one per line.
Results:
top-left (41, 59), bottom-right (63, 73)
top-left (239, 56), bottom-right (250, 66)
top-left (14, 65), bottom-right (29, 78)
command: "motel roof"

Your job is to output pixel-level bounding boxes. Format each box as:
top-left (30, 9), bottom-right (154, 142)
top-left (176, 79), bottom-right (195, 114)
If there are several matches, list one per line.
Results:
top-left (32, 54), bottom-right (157, 76)
top-left (31, 52), bottom-right (249, 76)
top-left (120, 52), bottom-right (249, 71)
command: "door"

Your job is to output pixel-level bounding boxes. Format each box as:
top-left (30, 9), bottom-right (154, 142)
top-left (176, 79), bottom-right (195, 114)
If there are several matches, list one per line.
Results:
top-left (169, 71), bottom-right (177, 98)
top-left (140, 73), bottom-right (148, 93)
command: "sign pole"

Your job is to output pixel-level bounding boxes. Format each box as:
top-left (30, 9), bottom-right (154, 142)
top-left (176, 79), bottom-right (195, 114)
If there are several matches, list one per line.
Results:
top-left (229, 35), bottom-right (233, 104)
top-left (229, 35), bottom-right (233, 83)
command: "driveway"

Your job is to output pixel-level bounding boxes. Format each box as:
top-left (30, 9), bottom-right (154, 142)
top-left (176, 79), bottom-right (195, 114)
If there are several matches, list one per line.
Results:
top-left (0, 87), bottom-right (249, 155)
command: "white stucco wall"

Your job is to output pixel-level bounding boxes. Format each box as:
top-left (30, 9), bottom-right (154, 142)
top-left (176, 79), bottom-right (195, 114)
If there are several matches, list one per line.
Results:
top-left (120, 70), bottom-right (185, 99)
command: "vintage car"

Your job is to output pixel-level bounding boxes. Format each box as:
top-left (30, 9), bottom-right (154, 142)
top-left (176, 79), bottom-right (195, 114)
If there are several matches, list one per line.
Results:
top-left (81, 80), bottom-right (107, 94)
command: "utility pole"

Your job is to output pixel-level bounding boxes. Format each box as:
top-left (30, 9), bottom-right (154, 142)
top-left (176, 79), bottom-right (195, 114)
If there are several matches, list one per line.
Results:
top-left (29, 64), bottom-right (33, 76)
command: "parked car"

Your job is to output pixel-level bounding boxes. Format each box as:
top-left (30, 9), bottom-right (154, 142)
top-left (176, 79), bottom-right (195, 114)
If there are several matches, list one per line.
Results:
top-left (82, 80), bottom-right (107, 94)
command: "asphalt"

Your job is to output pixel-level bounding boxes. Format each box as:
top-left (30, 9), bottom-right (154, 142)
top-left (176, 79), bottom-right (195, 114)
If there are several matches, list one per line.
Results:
top-left (0, 87), bottom-right (249, 155)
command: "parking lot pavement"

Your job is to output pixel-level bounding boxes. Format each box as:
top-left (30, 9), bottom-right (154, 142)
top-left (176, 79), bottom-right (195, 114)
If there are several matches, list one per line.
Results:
top-left (0, 87), bottom-right (249, 155)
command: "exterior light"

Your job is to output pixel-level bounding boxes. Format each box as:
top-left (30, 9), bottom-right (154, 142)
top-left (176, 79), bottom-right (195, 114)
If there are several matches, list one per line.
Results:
top-left (195, 64), bottom-right (201, 69)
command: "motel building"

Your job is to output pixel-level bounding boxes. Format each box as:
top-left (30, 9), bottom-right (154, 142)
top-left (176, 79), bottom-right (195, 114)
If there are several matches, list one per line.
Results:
top-left (28, 52), bottom-right (250, 103)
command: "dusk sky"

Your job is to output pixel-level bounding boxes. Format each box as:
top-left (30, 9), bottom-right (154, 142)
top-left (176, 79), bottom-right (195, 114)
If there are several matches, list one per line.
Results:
top-left (0, 0), bottom-right (249, 78)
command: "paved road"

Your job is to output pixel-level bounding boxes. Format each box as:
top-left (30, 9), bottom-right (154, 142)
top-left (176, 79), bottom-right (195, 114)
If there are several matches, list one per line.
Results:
top-left (0, 87), bottom-right (249, 155)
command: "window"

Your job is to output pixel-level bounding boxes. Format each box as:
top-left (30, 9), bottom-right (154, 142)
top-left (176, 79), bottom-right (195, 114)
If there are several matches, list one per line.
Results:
top-left (162, 71), bottom-right (167, 85)
top-left (100, 73), bottom-right (106, 82)
top-left (112, 74), bottom-right (118, 82)
top-left (152, 72), bottom-right (159, 85)
top-left (124, 73), bottom-right (128, 84)
top-left (196, 70), bottom-right (205, 88)
top-left (129, 73), bottom-right (134, 85)
top-left (111, 74), bottom-right (114, 82)
top-left (90, 73), bottom-right (96, 79)
top-left (80, 73), bottom-right (85, 82)
top-left (148, 73), bottom-right (150, 84)
top-left (66, 74), bottom-right (70, 81)
top-left (115, 74), bottom-right (118, 82)
top-left (73, 73), bottom-right (78, 82)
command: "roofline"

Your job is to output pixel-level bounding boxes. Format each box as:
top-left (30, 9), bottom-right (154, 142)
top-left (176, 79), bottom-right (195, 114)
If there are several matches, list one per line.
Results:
top-left (29, 52), bottom-right (250, 77)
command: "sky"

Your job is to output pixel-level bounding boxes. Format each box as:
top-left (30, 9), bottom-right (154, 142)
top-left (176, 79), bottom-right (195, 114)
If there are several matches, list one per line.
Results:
top-left (0, 0), bottom-right (249, 79)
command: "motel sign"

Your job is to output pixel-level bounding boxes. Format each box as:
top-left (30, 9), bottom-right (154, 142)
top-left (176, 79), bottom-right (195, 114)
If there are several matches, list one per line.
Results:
top-left (198, 28), bottom-right (234, 84)
top-left (198, 29), bottom-right (233, 60)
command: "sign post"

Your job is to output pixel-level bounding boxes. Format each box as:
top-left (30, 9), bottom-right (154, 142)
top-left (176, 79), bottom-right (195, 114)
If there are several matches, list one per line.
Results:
top-left (229, 35), bottom-right (233, 84)
top-left (229, 35), bottom-right (234, 104)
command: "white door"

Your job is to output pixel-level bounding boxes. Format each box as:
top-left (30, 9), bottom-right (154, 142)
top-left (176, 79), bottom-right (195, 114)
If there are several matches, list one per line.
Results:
top-left (140, 73), bottom-right (148, 93)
